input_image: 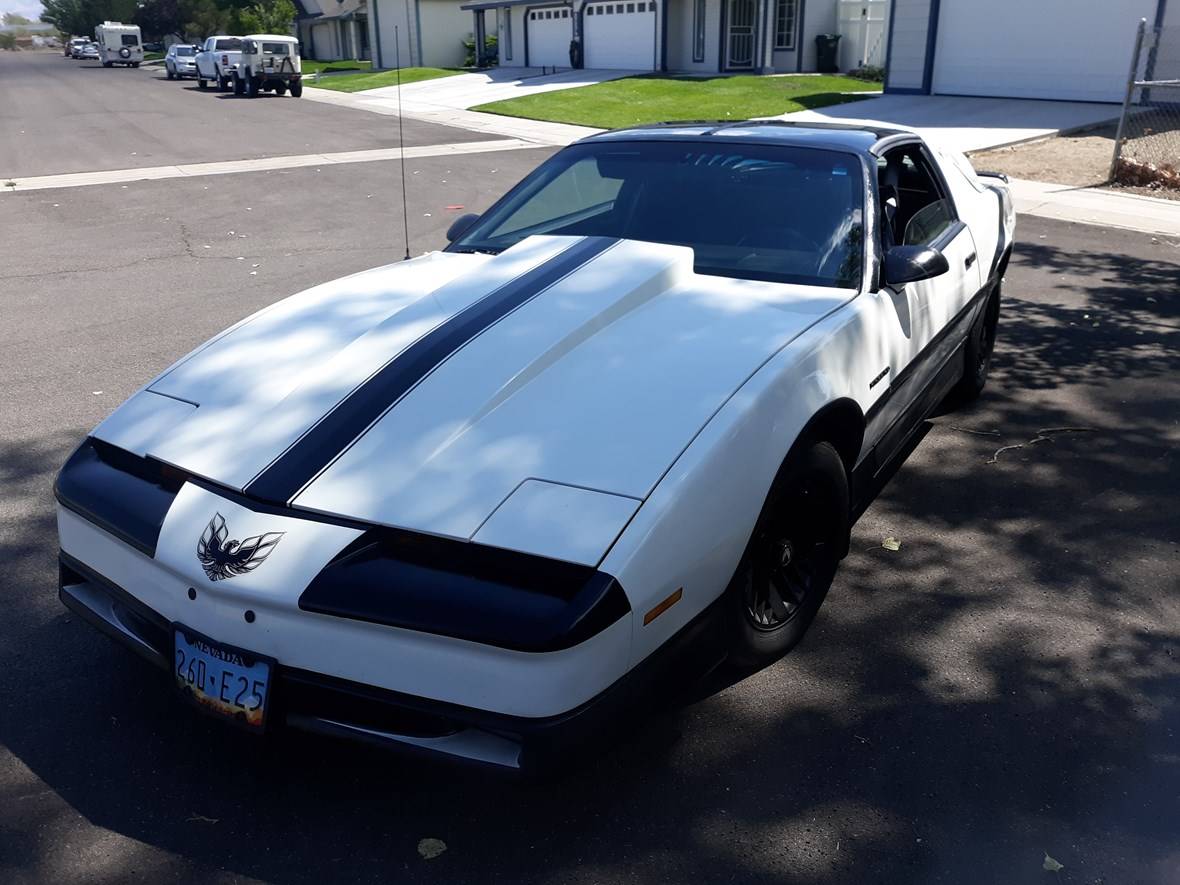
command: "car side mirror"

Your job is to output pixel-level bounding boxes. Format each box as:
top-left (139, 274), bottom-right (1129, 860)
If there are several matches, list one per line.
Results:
top-left (883, 245), bottom-right (950, 287)
top-left (446, 212), bottom-right (480, 243)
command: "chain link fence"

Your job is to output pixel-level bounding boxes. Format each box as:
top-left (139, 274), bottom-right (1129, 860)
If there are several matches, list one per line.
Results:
top-left (1111, 20), bottom-right (1180, 191)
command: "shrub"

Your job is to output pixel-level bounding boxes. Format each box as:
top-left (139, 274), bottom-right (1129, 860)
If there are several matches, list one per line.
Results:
top-left (462, 33), bottom-right (497, 67)
top-left (847, 65), bottom-right (885, 82)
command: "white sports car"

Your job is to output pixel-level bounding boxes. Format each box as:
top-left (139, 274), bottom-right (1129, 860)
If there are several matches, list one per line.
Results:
top-left (57, 122), bottom-right (1014, 771)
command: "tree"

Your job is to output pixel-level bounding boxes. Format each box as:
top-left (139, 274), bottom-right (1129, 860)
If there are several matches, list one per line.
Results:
top-left (0, 32), bottom-right (17, 49)
top-left (134, 0), bottom-right (185, 40)
top-left (3, 12), bottom-right (34, 24)
top-left (237, 0), bottom-right (295, 35)
top-left (40, 0), bottom-right (137, 36)
top-left (179, 0), bottom-right (227, 41)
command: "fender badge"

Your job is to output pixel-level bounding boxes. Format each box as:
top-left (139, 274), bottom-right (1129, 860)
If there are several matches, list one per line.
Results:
top-left (197, 513), bottom-right (284, 582)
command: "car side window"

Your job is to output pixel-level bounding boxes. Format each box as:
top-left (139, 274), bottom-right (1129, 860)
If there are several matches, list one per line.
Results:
top-left (878, 147), bottom-right (956, 248)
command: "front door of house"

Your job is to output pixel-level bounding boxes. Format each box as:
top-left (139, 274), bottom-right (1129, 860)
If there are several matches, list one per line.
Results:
top-left (726, 0), bottom-right (756, 69)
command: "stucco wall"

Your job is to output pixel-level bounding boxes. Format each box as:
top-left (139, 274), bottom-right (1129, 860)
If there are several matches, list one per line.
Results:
top-left (419, 0), bottom-right (472, 67)
top-left (666, 0), bottom-right (722, 71)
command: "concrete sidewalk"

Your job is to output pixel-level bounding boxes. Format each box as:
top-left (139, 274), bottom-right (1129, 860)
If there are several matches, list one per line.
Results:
top-left (1008, 178), bottom-right (1180, 237)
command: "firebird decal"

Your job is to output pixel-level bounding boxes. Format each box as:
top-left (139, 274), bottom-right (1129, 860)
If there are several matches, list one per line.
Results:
top-left (196, 513), bottom-right (284, 581)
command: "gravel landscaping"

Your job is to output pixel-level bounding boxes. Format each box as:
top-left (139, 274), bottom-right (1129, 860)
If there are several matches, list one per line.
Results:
top-left (968, 123), bottom-right (1180, 201)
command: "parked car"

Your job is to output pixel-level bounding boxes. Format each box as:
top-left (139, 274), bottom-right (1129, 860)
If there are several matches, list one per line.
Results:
top-left (195, 35), bottom-right (242, 90)
top-left (234, 34), bottom-right (302, 97)
top-left (66, 37), bottom-right (87, 57)
top-left (93, 21), bottom-right (142, 67)
top-left (164, 43), bottom-right (199, 79)
top-left (143, 40), bottom-right (163, 52)
top-left (55, 121), bottom-right (1013, 773)
top-left (78, 42), bottom-right (100, 60)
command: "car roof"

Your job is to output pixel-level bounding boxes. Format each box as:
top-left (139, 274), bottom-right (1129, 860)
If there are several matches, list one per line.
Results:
top-left (244, 34), bottom-right (298, 41)
top-left (580, 120), bottom-right (916, 155)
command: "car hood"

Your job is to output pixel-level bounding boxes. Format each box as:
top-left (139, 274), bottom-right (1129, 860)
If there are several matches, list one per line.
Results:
top-left (93, 235), bottom-right (852, 552)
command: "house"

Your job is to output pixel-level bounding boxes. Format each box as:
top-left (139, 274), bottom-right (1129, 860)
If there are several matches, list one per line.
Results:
top-left (454, 0), bottom-right (888, 73)
top-left (885, 0), bottom-right (1178, 102)
top-left (297, 0), bottom-right (371, 61)
top-left (365, 0), bottom-right (480, 68)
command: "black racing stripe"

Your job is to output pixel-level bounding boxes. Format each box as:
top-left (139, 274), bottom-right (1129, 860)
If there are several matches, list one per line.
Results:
top-left (246, 236), bottom-right (618, 503)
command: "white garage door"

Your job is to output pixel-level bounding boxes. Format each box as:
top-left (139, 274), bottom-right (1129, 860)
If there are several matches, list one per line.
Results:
top-left (527, 6), bottom-right (573, 67)
top-left (932, 0), bottom-right (1158, 102)
top-left (585, 0), bottom-right (657, 70)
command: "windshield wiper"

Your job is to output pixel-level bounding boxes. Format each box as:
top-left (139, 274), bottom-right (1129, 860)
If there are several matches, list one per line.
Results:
top-left (446, 244), bottom-right (502, 254)
top-left (450, 245), bottom-right (504, 255)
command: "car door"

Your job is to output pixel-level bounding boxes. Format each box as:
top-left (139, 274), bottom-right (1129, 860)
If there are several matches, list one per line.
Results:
top-left (882, 144), bottom-right (982, 355)
top-left (865, 142), bottom-right (982, 466)
top-left (197, 38), bottom-right (212, 77)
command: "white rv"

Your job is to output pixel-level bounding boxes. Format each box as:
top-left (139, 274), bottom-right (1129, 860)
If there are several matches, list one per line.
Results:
top-left (94, 22), bottom-right (143, 67)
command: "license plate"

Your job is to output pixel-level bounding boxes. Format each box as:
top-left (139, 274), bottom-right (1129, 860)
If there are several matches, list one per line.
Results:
top-left (173, 627), bottom-right (271, 730)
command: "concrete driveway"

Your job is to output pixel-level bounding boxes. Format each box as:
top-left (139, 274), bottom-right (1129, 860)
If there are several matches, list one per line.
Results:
top-left (780, 94), bottom-right (1122, 152)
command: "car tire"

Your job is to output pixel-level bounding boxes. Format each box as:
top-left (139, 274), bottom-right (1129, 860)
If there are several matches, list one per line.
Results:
top-left (246, 74), bottom-right (259, 97)
top-left (726, 441), bottom-right (849, 669)
top-left (197, 77), bottom-right (207, 89)
top-left (274, 83), bottom-right (287, 96)
top-left (132, 62), bottom-right (140, 68)
top-left (953, 285), bottom-right (1001, 403)
top-left (103, 61), bottom-right (112, 68)
top-left (289, 79), bottom-right (303, 97)
top-left (166, 67), bottom-right (174, 79)
top-left (219, 75), bottom-right (230, 91)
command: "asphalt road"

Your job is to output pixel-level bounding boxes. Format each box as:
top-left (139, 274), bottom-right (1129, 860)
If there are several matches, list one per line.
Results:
top-left (0, 50), bottom-right (485, 179)
top-left (2, 59), bottom-right (1179, 885)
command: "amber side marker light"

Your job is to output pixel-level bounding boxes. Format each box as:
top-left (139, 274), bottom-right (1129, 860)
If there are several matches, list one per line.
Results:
top-left (643, 587), bottom-right (683, 626)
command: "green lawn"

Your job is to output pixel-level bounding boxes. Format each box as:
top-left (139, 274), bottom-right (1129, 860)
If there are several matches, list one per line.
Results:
top-left (472, 74), bottom-right (880, 129)
top-left (306, 66), bottom-right (461, 93)
top-left (300, 59), bottom-right (372, 75)
top-left (144, 51), bottom-right (164, 61)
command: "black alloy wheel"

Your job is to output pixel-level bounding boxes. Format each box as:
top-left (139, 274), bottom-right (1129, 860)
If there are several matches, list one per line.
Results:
top-left (729, 441), bottom-right (848, 668)
top-left (954, 286), bottom-right (1001, 402)
top-left (743, 472), bottom-right (839, 632)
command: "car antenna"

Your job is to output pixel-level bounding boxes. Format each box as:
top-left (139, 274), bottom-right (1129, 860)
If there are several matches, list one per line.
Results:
top-left (395, 25), bottom-right (411, 261)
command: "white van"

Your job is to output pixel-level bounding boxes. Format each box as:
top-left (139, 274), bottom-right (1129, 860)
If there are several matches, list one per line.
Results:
top-left (94, 22), bottom-right (143, 68)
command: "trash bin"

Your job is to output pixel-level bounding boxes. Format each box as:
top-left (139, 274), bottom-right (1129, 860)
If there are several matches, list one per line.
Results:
top-left (815, 34), bottom-right (841, 73)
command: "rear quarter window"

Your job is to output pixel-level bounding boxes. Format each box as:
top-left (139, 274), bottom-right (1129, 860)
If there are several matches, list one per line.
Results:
top-left (215, 38), bottom-right (242, 51)
top-left (121, 34), bottom-right (139, 46)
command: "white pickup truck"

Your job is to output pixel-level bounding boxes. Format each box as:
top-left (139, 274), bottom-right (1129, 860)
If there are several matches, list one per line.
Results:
top-left (195, 35), bottom-right (243, 91)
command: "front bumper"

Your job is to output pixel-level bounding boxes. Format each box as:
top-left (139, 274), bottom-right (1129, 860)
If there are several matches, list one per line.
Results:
top-left (58, 551), bottom-right (724, 772)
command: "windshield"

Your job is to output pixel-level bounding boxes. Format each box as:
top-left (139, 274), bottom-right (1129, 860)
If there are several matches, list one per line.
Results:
top-left (176, 46), bottom-right (195, 56)
top-left (451, 141), bottom-right (865, 288)
top-left (214, 38), bottom-right (242, 51)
